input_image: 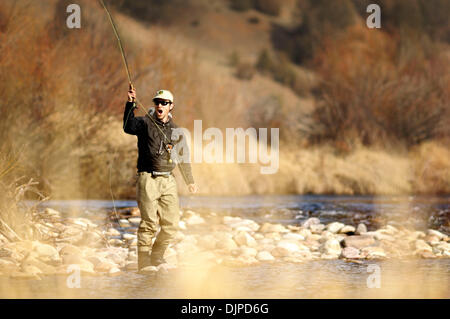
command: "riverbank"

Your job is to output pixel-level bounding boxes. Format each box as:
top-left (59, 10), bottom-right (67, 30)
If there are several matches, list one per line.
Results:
top-left (0, 205), bottom-right (449, 282)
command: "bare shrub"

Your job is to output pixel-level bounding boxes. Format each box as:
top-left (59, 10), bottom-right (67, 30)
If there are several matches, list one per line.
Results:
top-left (235, 62), bottom-right (255, 80)
top-left (254, 0), bottom-right (282, 16)
top-left (308, 25), bottom-right (449, 147)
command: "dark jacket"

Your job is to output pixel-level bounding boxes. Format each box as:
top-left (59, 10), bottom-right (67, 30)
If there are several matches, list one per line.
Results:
top-left (123, 101), bottom-right (194, 185)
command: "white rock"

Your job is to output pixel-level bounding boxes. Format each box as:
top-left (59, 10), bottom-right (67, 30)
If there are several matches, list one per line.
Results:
top-left (128, 217), bottom-right (141, 226)
top-left (233, 232), bottom-right (257, 247)
top-left (339, 225), bottom-right (356, 234)
top-left (119, 219), bottom-right (130, 227)
top-left (282, 233), bottom-right (305, 241)
top-left (122, 233), bottom-right (137, 241)
top-left (427, 229), bottom-right (446, 240)
top-left (302, 217), bottom-right (321, 229)
top-left (185, 215), bottom-right (205, 225)
top-left (178, 221), bottom-right (187, 230)
top-left (32, 242), bottom-right (59, 262)
top-left (320, 239), bottom-right (342, 256)
top-left (239, 247), bottom-right (258, 258)
top-left (108, 267), bottom-right (121, 276)
top-left (256, 251), bottom-right (275, 261)
top-left (44, 208), bottom-right (61, 217)
top-left (309, 224), bottom-right (325, 233)
top-left (139, 266), bottom-right (158, 273)
top-left (356, 223), bottom-right (367, 234)
top-left (106, 228), bottom-right (121, 237)
top-left (259, 223), bottom-right (289, 233)
top-left (276, 241), bottom-right (305, 253)
top-left (326, 222), bottom-right (345, 233)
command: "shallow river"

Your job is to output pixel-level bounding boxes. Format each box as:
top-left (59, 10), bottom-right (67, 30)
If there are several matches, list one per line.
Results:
top-left (7, 195), bottom-right (450, 298)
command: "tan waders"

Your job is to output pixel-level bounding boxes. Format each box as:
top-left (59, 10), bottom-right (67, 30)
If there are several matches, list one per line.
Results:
top-left (136, 172), bottom-right (180, 269)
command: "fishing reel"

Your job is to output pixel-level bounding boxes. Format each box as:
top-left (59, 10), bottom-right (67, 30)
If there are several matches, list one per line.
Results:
top-left (166, 143), bottom-right (173, 163)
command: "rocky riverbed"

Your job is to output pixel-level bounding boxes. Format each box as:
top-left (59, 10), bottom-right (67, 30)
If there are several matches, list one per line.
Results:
top-left (0, 206), bottom-right (449, 281)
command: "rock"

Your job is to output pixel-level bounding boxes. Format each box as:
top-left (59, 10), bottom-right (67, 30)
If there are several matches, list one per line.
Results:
top-left (62, 255), bottom-right (95, 273)
top-left (224, 217), bottom-right (259, 231)
top-left (256, 251), bottom-right (275, 261)
top-left (343, 235), bottom-right (376, 249)
top-left (326, 222), bottom-right (345, 233)
top-left (356, 223), bottom-right (367, 235)
top-left (32, 241), bottom-right (60, 263)
top-left (319, 231), bottom-right (335, 243)
top-left (118, 219), bottom-right (131, 228)
top-left (427, 229), bottom-right (447, 240)
top-left (108, 267), bottom-right (121, 276)
top-left (128, 217), bottom-right (141, 226)
top-left (298, 228), bottom-right (312, 238)
top-left (106, 228), bottom-right (121, 237)
top-left (254, 233), bottom-right (264, 240)
top-left (95, 261), bottom-right (117, 272)
top-left (139, 266), bottom-right (158, 274)
top-left (306, 234), bottom-right (321, 241)
top-left (122, 233), bottom-right (137, 241)
top-left (79, 231), bottom-right (103, 247)
top-left (361, 246), bottom-right (386, 259)
top-left (309, 224), bottom-right (325, 234)
top-left (282, 233), bottom-right (305, 241)
top-left (258, 223), bottom-right (288, 233)
top-left (414, 240), bottom-right (432, 253)
top-left (86, 255), bottom-right (106, 267)
top-left (424, 235), bottom-right (440, 246)
top-left (302, 217), bottom-right (321, 229)
top-left (197, 235), bottom-right (218, 250)
top-left (59, 244), bottom-right (82, 256)
top-left (215, 238), bottom-right (238, 250)
top-left (271, 247), bottom-right (291, 257)
top-left (178, 221), bottom-right (187, 230)
top-left (238, 247), bottom-right (258, 258)
top-left (277, 241), bottom-right (299, 253)
top-left (233, 232), bottom-right (257, 247)
top-left (320, 239), bottom-right (341, 256)
top-left (339, 225), bottom-right (356, 234)
top-left (264, 232), bottom-right (281, 240)
top-left (108, 239), bottom-right (123, 246)
top-left (44, 208), bottom-right (61, 217)
top-left (419, 251), bottom-right (436, 259)
top-left (185, 215), bottom-right (205, 225)
top-left (21, 256), bottom-right (56, 274)
top-left (341, 247), bottom-right (361, 259)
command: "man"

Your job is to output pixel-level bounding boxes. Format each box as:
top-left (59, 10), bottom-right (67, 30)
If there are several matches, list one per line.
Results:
top-left (123, 86), bottom-right (197, 270)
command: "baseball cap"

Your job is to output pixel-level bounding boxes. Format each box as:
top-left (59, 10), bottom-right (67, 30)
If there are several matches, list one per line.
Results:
top-left (153, 89), bottom-right (174, 103)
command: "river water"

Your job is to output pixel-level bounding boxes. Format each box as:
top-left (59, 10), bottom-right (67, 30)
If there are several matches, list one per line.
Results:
top-left (7, 195), bottom-right (450, 298)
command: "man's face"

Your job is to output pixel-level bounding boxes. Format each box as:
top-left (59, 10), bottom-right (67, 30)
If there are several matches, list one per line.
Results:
top-left (153, 98), bottom-right (173, 122)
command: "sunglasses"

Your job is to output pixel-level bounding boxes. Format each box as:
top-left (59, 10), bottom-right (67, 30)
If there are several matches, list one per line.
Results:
top-left (154, 100), bottom-right (172, 106)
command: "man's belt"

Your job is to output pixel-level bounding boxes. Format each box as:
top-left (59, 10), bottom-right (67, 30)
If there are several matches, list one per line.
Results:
top-left (151, 171), bottom-right (172, 177)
